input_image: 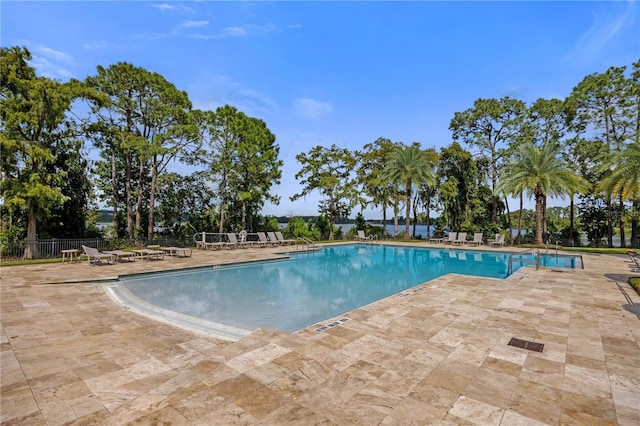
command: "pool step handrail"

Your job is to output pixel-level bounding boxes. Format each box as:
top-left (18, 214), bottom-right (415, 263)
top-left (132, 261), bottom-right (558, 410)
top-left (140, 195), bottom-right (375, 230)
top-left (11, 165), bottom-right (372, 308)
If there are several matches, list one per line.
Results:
top-left (508, 248), bottom-right (540, 275)
top-left (296, 236), bottom-right (316, 251)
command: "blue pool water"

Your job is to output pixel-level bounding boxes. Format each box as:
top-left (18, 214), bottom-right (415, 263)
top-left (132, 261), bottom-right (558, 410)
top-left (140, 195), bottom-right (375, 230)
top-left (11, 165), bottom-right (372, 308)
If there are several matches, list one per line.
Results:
top-left (115, 245), bottom-right (581, 335)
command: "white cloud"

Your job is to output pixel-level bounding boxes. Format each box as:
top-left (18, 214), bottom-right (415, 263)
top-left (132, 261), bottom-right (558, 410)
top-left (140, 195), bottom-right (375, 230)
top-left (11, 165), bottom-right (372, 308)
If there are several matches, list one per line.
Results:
top-left (566, 1), bottom-right (637, 64)
top-left (35, 45), bottom-right (73, 63)
top-left (25, 44), bottom-right (74, 79)
top-left (189, 75), bottom-right (278, 117)
top-left (222, 26), bottom-right (247, 37)
top-left (178, 20), bottom-right (209, 29)
top-left (151, 3), bottom-right (193, 13)
top-left (292, 98), bottom-right (334, 120)
top-left (152, 3), bottom-right (175, 11)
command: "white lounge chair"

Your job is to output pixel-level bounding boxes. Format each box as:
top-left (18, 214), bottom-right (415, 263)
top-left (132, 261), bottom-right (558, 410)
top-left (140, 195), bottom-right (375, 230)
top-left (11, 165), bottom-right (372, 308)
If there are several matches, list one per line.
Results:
top-left (238, 230), bottom-right (258, 248)
top-left (453, 232), bottom-right (467, 245)
top-left (103, 250), bottom-right (136, 263)
top-left (443, 232), bottom-right (457, 245)
top-left (489, 234), bottom-right (505, 247)
top-left (161, 247), bottom-right (192, 257)
top-left (468, 233), bottom-right (484, 246)
top-left (257, 232), bottom-right (277, 247)
top-left (275, 231), bottom-right (296, 245)
top-left (131, 249), bottom-right (165, 260)
top-left (223, 233), bottom-right (241, 249)
top-left (357, 230), bottom-right (372, 241)
top-left (82, 245), bottom-right (114, 266)
top-left (267, 232), bottom-right (282, 246)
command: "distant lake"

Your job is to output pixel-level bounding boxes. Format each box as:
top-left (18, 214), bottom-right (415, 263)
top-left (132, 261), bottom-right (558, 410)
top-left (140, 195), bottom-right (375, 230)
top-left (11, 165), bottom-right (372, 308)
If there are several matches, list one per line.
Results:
top-left (337, 223), bottom-right (435, 238)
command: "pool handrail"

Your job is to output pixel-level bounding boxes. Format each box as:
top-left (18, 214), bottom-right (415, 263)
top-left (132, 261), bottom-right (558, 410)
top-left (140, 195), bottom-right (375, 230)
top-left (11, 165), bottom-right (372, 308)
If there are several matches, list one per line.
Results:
top-left (508, 248), bottom-right (540, 275)
top-left (296, 236), bottom-right (315, 251)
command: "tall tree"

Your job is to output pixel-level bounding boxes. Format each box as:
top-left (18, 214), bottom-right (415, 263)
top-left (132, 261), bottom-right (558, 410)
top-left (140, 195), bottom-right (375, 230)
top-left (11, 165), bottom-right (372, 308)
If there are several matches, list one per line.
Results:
top-left (291, 144), bottom-right (358, 240)
top-left (229, 115), bottom-right (282, 231)
top-left (86, 62), bottom-right (197, 240)
top-left (449, 97), bottom-right (527, 223)
top-left (381, 143), bottom-right (436, 239)
top-left (568, 64), bottom-right (635, 247)
top-left (437, 142), bottom-right (478, 231)
top-left (597, 139), bottom-right (640, 248)
top-left (199, 106), bottom-right (282, 233)
top-left (356, 137), bottom-right (398, 236)
top-left (498, 141), bottom-right (588, 245)
top-left (0, 46), bottom-right (82, 258)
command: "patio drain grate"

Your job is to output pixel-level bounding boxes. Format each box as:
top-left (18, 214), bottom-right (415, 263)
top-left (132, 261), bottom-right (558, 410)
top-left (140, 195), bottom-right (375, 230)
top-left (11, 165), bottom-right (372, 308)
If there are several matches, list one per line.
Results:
top-left (508, 337), bottom-right (544, 352)
top-left (315, 317), bottom-right (350, 332)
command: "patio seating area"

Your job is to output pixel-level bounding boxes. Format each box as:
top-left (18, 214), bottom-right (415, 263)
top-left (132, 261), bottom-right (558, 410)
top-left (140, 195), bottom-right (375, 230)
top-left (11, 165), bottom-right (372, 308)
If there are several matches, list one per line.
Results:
top-left (1, 243), bottom-right (638, 425)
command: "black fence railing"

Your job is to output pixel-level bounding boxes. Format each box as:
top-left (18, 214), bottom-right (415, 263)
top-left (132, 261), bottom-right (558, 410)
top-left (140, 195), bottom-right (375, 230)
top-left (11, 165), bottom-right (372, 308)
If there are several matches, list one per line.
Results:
top-left (1, 236), bottom-right (196, 260)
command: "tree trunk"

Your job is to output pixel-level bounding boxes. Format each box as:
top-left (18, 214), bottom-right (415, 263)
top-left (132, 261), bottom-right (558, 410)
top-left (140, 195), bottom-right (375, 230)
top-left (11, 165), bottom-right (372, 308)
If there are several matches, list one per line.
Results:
top-left (569, 196), bottom-right (575, 246)
top-left (505, 196), bottom-right (512, 244)
top-left (543, 196), bottom-right (548, 244)
top-left (24, 205), bottom-right (38, 259)
top-left (426, 195), bottom-right (431, 238)
top-left (381, 201), bottom-right (388, 237)
top-left (218, 203), bottom-right (225, 234)
top-left (404, 184), bottom-right (411, 240)
top-left (619, 192), bottom-right (626, 248)
top-left (393, 201), bottom-right (399, 238)
top-left (412, 194), bottom-right (418, 239)
top-left (241, 200), bottom-right (247, 231)
top-left (135, 159), bottom-right (145, 238)
top-left (125, 153), bottom-right (134, 238)
top-left (111, 150), bottom-right (119, 239)
top-left (606, 197), bottom-right (613, 248)
top-left (517, 193), bottom-right (523, 244)
top-left (534, 188), bottom-right (544, 245)
top-left (632, 200), bottom-right (639, 249)
top-left (147, 160), bottom-right (158, 240)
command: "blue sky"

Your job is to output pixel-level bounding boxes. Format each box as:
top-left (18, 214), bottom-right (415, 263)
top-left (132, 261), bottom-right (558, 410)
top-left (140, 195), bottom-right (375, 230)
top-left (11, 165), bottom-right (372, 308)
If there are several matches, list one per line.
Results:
top-left (2, 1), bottom-right (639, 219)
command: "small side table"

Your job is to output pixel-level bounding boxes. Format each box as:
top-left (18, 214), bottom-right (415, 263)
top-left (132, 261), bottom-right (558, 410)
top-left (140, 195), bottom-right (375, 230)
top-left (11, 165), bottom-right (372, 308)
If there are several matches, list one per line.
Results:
top-left (61, 249), bottom-right (80, 263)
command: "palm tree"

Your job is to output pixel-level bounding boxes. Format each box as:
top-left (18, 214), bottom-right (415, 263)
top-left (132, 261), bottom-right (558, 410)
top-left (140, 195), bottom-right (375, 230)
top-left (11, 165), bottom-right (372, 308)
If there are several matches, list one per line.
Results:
top-left (382, 143), bottom-right (436, 240)
top-left (498, 141), bottom-right (589, 245)
top-left (597, 139), bottom-right (640, 247)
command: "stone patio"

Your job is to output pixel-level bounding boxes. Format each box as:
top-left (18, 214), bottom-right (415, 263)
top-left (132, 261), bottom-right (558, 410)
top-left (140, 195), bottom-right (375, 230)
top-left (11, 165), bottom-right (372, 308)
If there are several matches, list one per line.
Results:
top-left (1, 243), bottom-right (639, 425)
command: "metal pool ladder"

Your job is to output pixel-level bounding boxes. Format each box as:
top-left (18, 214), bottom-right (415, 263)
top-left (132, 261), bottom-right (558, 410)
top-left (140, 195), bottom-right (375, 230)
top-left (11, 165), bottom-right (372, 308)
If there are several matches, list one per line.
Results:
top-left (508, 248), bottom-right (541, 275)
top-left (296, 237), bottom-right (316, 251)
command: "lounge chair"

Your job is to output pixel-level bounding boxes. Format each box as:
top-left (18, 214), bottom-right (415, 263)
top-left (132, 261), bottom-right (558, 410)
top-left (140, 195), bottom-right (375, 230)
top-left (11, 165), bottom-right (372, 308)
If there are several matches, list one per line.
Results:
top-left (453, 232), bottom-right (467, 245)
top-left (489, 234), bottom-right (505, 247)
top-left (223, 233), bottom-right (242, 249)
top-left (356, 230), bottom-right (372, 241)
top-left (132, 249), bottom-right (165, 260)
top-left (630, 254), bottom-right (640, 272)
top-left (161, 247), bottom-right (192, 257)
top-left (238, 230), bottom-right (257, 248)
top-left (82, 245), bottom-right (114, 266)
top-left (443, 232), bottom-right (457, 245)
top-left (275, 231), bottom-right (296, 245)
top-left (103, 250), bottom-right (136, 263)
top-left (256, 232), bottom-right (276, 247)
top-left (468, 233), bottom-right (484, 246)
top-left (428, 235), bottom-right (444, 244)
top-left (267, 232), bottom-right (282, 246)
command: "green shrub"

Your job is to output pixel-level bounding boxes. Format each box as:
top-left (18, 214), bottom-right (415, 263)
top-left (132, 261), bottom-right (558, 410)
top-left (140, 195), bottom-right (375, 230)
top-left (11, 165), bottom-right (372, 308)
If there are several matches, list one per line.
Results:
top-left (629, 277), bottom-right (640, 296)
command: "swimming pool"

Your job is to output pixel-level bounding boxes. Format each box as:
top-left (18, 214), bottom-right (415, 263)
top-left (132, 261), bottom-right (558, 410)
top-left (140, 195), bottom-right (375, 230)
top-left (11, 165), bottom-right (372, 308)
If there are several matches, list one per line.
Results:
top-left (108, 244), bottom-right (582, 339)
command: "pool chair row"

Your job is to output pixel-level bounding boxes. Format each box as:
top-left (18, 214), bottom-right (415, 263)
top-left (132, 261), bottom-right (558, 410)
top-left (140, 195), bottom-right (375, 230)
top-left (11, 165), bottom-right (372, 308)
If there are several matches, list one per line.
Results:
top-left (81, 245), bottom-right (191, 266)
top-left (196, 231), bottom-right (295, 250)
top-left (428, 232), bottom-right (505, 247)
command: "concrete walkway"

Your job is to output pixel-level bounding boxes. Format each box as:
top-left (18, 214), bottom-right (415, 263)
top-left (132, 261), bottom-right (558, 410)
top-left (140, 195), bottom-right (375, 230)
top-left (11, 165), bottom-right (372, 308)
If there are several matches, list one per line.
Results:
top-left (1, 244), bottom-right (639, 425)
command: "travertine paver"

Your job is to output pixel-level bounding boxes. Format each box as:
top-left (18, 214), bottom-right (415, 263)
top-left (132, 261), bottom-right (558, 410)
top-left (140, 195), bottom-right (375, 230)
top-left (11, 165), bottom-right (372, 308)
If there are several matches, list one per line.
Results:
top-left (1, 243), bottom-right (639, 425)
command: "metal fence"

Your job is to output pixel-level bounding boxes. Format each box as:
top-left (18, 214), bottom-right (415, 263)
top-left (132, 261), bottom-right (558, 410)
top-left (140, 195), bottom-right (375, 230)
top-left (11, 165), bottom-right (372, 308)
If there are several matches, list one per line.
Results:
top-left (1, 236), bottom-right (196, 260)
